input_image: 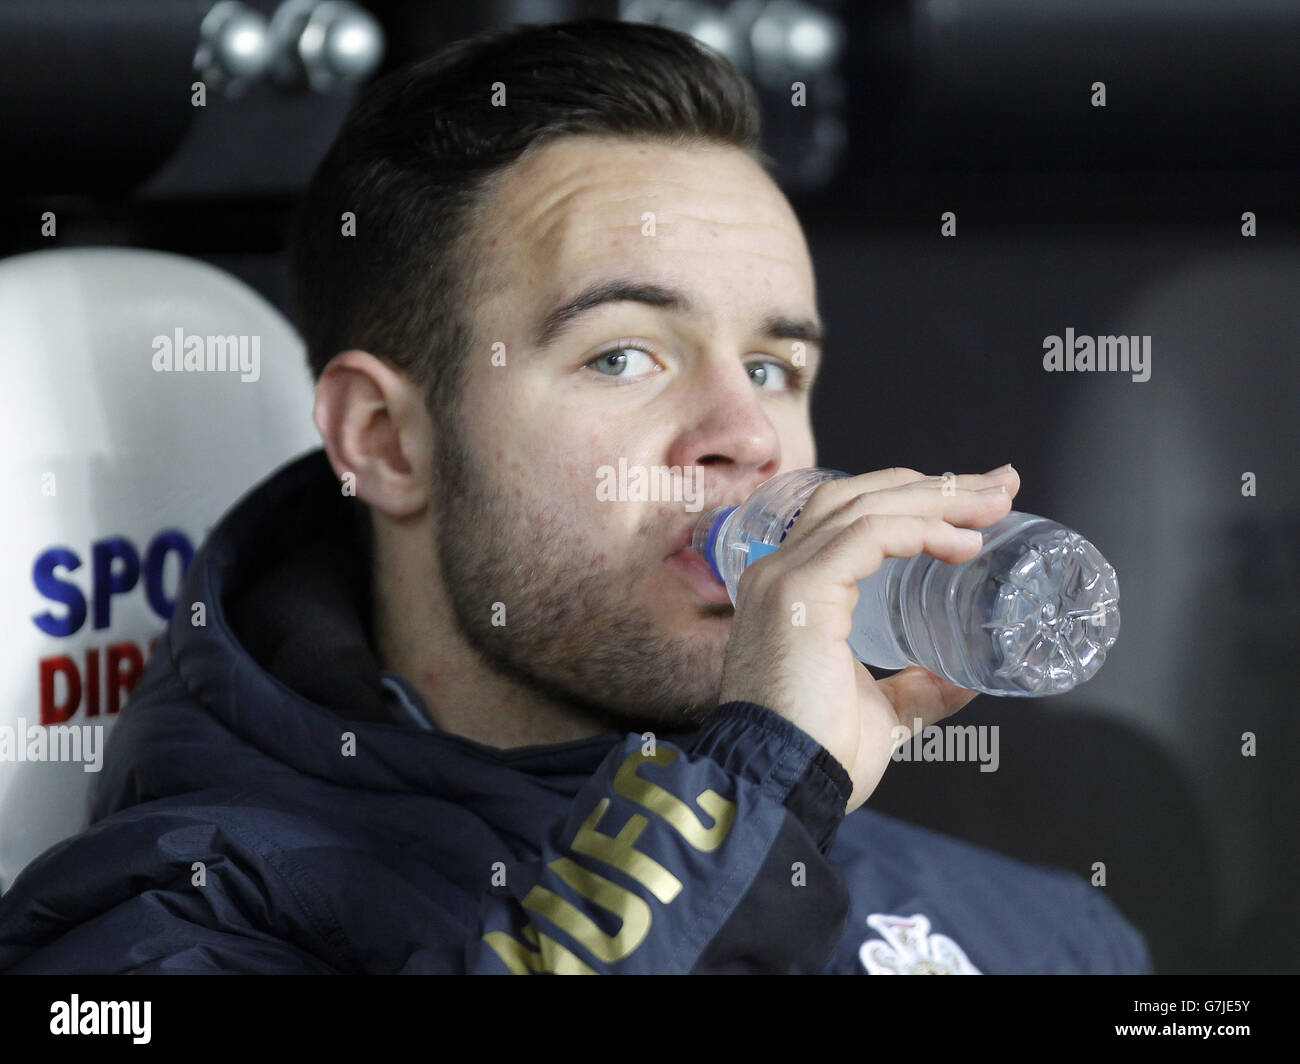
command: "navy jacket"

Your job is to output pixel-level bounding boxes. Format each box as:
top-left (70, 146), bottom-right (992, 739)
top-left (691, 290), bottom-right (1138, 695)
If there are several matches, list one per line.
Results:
top-left (0, 451), bottom-right (1151, 974)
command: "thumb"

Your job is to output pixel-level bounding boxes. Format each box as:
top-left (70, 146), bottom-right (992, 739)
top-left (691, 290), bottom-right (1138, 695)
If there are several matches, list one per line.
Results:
top-left (876, 666), bottom-right (980, 735)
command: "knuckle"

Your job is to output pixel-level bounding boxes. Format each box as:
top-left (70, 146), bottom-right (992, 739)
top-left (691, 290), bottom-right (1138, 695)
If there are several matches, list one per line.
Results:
top-left (853, 513), bottom-right (877, 533)
top-left (770, 568), bottom-right (804, 600)
top-left (827, 493), bottom-right (866, 523)
top-left (805, 480), bottom-right (844, 513)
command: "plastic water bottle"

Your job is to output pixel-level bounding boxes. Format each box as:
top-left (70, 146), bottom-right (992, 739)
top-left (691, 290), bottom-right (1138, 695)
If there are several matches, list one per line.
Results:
top-left (692, 468), bottom-right (1120, 697)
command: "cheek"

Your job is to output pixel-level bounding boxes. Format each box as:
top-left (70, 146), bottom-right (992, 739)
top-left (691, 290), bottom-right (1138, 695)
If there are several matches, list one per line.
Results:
top-left (552, 424), bottom-right (636, 485)
top-left (463, 386), bottom-right (563, 487)
top-left (477, 380), bottom-right (666, 533)
top-left (554, 432), bottom-right (665, 542)
top-left (488, 425), bottom-right (612, 529)
top-left (773, 410), bottom-right (816, 468)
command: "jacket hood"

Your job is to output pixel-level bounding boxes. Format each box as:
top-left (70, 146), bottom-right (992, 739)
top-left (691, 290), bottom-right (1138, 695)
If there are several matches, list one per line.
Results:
top-left (93, 449), bottom-right (691, 822)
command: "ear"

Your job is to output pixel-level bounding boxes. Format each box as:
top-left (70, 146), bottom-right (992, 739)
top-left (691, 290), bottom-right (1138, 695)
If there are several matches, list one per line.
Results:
top-left (313, 350), bottom-right (432, 518)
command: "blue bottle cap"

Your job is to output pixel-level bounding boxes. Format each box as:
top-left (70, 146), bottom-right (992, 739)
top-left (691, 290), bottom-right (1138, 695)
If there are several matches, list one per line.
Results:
top-left (703, 506), bottom-right (738, 584)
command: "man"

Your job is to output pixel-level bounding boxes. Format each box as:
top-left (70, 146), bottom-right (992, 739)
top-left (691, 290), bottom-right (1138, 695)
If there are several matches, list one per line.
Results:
top-left (0, 19), bottom-right (1149, 973)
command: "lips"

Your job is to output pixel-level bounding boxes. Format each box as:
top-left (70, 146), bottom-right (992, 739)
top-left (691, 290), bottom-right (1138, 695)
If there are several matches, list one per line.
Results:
top-left (663, 521), bottom-right (699, 560)
top-left (665, 545), bottom-right (733, 606)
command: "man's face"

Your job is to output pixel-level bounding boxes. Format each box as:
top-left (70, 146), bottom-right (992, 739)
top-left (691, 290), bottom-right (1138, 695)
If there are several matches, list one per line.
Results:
top-left (433, 135), bottom-right (821, 730)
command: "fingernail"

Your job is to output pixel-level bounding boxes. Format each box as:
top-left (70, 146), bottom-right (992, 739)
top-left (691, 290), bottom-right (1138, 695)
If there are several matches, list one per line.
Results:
top-left (984, 463), bottom-right (1014, 475)
top-left (977, 485), bottom-right (1007, 494)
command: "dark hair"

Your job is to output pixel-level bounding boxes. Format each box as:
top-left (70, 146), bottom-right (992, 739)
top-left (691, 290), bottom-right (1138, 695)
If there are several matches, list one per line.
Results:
top-left (287, 17), bottom-right (767, 420)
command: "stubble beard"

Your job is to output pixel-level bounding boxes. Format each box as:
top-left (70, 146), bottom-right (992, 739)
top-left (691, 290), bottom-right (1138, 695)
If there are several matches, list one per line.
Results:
top-left (430, 420), bottom-right (731, 732)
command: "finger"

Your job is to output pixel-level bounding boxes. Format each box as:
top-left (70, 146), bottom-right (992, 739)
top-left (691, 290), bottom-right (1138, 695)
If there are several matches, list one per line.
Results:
top-left (978, 464), bottom-right (1021, 502)
top-left (875, 666), bottom-right (980, 733)
top-left (822, 480), bottom-right (1013, 530)
top-left (795, 467), bottom-right (928, 526)
top-left (790, 513), bottom-right (988, 585)
top-left (787, 468), bottom-right (1018, 550)
top-left (733, 514), bottom-right (976, 613)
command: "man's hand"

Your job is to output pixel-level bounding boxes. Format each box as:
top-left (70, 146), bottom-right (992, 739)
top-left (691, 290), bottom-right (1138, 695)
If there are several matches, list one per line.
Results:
top-left (718, 464), bottom-right (1021, 812)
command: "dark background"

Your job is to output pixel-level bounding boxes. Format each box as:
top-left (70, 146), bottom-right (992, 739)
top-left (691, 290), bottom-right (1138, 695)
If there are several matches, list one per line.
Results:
top-left (3, 0), bottom-right (1296, 973)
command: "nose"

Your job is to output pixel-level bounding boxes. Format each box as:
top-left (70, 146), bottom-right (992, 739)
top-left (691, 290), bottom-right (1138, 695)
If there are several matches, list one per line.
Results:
top-left (664, 360), bottom-right (782, 497)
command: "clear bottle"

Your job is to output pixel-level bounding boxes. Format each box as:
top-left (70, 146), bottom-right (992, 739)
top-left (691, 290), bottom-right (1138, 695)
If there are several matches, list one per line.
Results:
top-left (692, 468), bottom-right (1120, 697)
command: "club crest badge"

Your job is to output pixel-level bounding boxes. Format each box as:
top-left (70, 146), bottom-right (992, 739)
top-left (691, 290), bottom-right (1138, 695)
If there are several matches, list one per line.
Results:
top-left (858, 912), bottom-right (982, 974)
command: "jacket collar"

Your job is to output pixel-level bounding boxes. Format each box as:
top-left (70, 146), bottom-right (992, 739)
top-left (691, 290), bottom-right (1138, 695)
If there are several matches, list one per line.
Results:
top-left (163, 449), bottom-right (633, 788)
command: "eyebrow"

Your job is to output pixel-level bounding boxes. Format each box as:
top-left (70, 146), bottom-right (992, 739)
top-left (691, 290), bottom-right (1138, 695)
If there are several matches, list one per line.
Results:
top-left (532, 278), bottom-right (826, 355)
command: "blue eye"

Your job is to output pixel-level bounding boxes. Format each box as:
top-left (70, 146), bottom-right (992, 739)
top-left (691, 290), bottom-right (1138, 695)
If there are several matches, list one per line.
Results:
top-left (749, 359), bottom-right (807, 393)
top-left (587, 346), bottom-right (658, 379)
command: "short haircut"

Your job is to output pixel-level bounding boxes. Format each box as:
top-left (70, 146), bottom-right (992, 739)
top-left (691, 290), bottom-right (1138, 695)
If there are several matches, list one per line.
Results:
top-left (287, 17), bottom-right (767, 421)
